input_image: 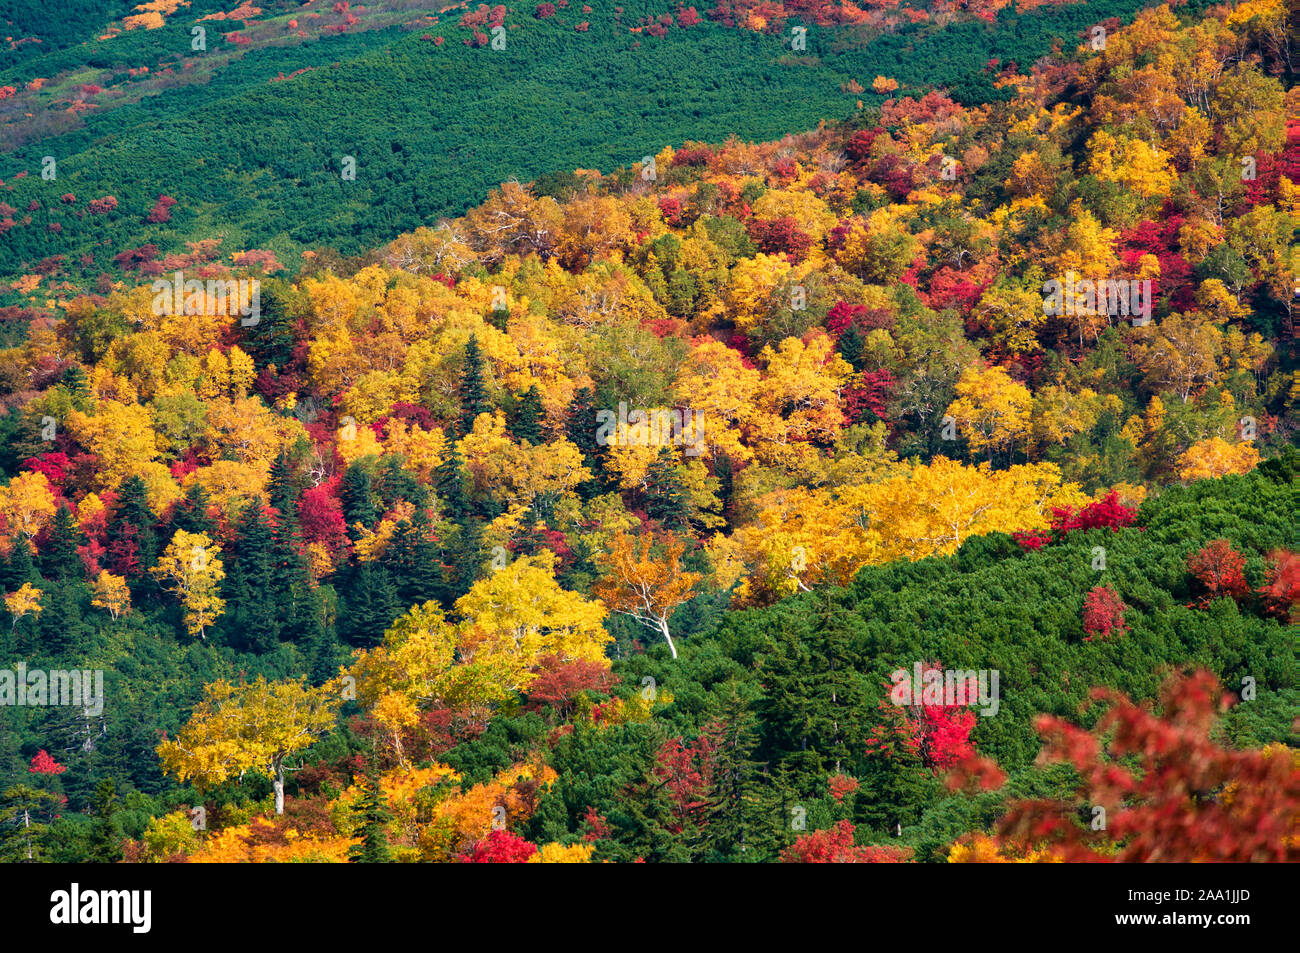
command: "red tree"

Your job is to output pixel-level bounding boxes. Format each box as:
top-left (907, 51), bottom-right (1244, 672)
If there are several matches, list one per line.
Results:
top-left (1082, 585), bottom-right (1128, 641)
top-left (29, 750), bottom-right (67, 775)
top-left (1257, 549), bottom-right (1298, 622)
top-left (991, 671), bottom-right (1300, 861)
top-left (1187, 539), bottom-right (1249, 606)
top-left (459, 829), bottom-right (537, 862)
top-left (781, 821), bottom-right (912, 863)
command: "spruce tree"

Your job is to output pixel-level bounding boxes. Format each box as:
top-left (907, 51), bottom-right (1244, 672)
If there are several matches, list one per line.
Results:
top-left (348, 769), bottom-right (393, 863)
top-left (434, 447), bottom-right (470, 523)
top-left (509, 385), bottom-right (544, 444)
top-left (40, 504), bottom-right (84, 582)
top-left (171, 481), bottom-right (215, 536)
top-left (644, 447), bottom-right (688, 528)
top-left (226, 504), bottom-right (280, 652)
top-left (268, 449), bottom-right (301, 518)
top-left (565, 386), bottom-right (603, 498)
top-left (457, 335), bottom-right (491, 437)
top-left (243, 280), bottom-right (297, 371)
top-left (340, 463), bottom-right (378, 540)
top-left (108, 476), bottom-right (159, 574)
top-left (345, 562), bottom-right (399, 647)
top-left (701, 687), bottom-right (777, 862)
top-left (87, 779), bottom-right (124, 864)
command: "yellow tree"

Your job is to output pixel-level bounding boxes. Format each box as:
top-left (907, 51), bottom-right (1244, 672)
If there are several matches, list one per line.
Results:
top-left (151, 530), bottom-right (226, 639)
top-left (0, 471), bottom-right (57, 543)
top-left (157, 676), bottom-right (343, 815)
top-left (593, 531), bottom-right (702, 659)
top-left (4, 583), bottom-right (43, 632)
top-left (455, 551), bottom-right (610, 692)
top-left (1177, 437), bottom-right (1260, 482)
top-left (945, 365), bottom-right (1033, 462)
top-left (90, 571), bottom-right (131, 620)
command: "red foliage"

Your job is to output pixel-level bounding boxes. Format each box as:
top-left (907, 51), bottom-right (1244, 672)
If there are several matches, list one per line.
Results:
top-left (781, 820), bottom-right (912, 863)
top-left (29, 750), bottom-right (67, 775)
top-left (1256, 549), bottom-right (1298, 622)
top-left (523, 654), bottom-right (618, 718)
top-left (994, 670), bottom-right (1300, 861)
top-left (582, 806), bottom-right (611, 841)
top-left (459, 829), bottom-right (537, 863)
top-left (653, 734), bottom-right (715, 832)
top-left (746, 216), bottom-right (812, 263)
top-left (827, 773), bottom-right (859, 803)
top-left (145, 194), bottom-right (177, 224)
top-left (1082, 584), bottom-right (1128, 641)
top-left (298, 479), bottom-right (349, 552)
top-left (677, 5), bottom-right (701, 26)
top-left (1187, 539), bottom-right (1249, 606)
top-left (535, 2), bottom-right (555, 15)
top-left (658, 196), bottom-right (683, 226)
top-left (845, 130), bottom-right (880, 165)
top-left (865, 662), bottom-right (977, 772)
top-left (87, 196), bottom-right (118, 215)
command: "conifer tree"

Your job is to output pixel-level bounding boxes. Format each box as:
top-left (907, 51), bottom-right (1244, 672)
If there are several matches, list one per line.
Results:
top-left (510, 385), bottom-right (544, 444)
top-left (457, 335), bottom-right (491, 437)
top-left (348, 768), bottom-right (393, 863)
top-left (645, 447), bottom-right (688, 528)
top-left (40, 504), bottom-right (84, 582)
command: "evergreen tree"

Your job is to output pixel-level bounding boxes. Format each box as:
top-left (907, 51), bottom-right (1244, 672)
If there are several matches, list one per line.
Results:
top-left (340, 463), bottom-right (378, 540)
top-left (107, 476), bottom-right (159, 574)
top-left (565, 386), bottom-right (603, 498)
top-left (510, 385), bottom-right (544, 444)
top-left (243, 279), bottom-right (297, 371)
top-left (345, 562), bottom-right (400, 647)
top-left (348, 768), bottom-right (393, 863)
top-left (0, 537), bottom-right (41, 593)
top-left (59, 364), bottom-right (92, 410)
top-left (434, 447), bottom-right (471, 523)
top-left (268, 449), bottom-right (301, 518)
top-left (377, 456), bottom-right (425, 510)
top-left (700, 686), bottom-right (777, 862)
top-left (40, 504), bottom-right (84, 582)
top-left (224, 504), bottom-right (280, 652)
top-left (270, 511), bottom-right (316, 644)
top-left (837, 322), bottom-right (866, 372)
top-left (86, 778), bottom-right (124, 863)
top-left (457, 335), bottom-right (491, 437)
top-left (714, 452), bottom-right (734, 529)
top-left (644, 447), bottom-right (688, 528)
top-left (170, 481), bottom-right (215, 536)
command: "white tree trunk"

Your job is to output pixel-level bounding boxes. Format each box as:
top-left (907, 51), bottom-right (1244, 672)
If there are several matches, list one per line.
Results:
top-left (659, 618), bottom-right (678, 659)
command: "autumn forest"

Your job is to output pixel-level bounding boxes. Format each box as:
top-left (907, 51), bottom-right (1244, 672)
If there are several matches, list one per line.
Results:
top-left (0, 0), bottom-right (1295, 871)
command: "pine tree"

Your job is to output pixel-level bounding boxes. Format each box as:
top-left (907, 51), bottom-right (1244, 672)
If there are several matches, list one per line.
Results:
top-left (435, 447), bottom-right (471, 522)
top-left (565, 386), bottom-right (603, 498)
top-left (225, 504), bottom-right (280, 652)
top-left (700, 686), bottom-right (777, 862)
top-left (108, 476), bottom-right (158, 574)
top-left (457, 335), bottom-right (491, 438)
top-left (60, 364), bottom-right (92, 410)
top-left (644, 447), bottom-right (688, 528)
top-left (87, 778), bottom-right (124, 863)
top-left (348, 769), bottom-right (393, 863)
top-left (340, 463), bottom-right (378, 540)
top-left (510, 385), bottom-right (544, 444)
top-left (40, 504), bottom-right (84, 582)
top-left (171, 481), bottom-right (215, 536)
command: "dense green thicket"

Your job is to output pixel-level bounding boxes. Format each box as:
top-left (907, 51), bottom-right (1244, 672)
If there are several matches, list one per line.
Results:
top-left (0, 0), bottom-right (1156, 289)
